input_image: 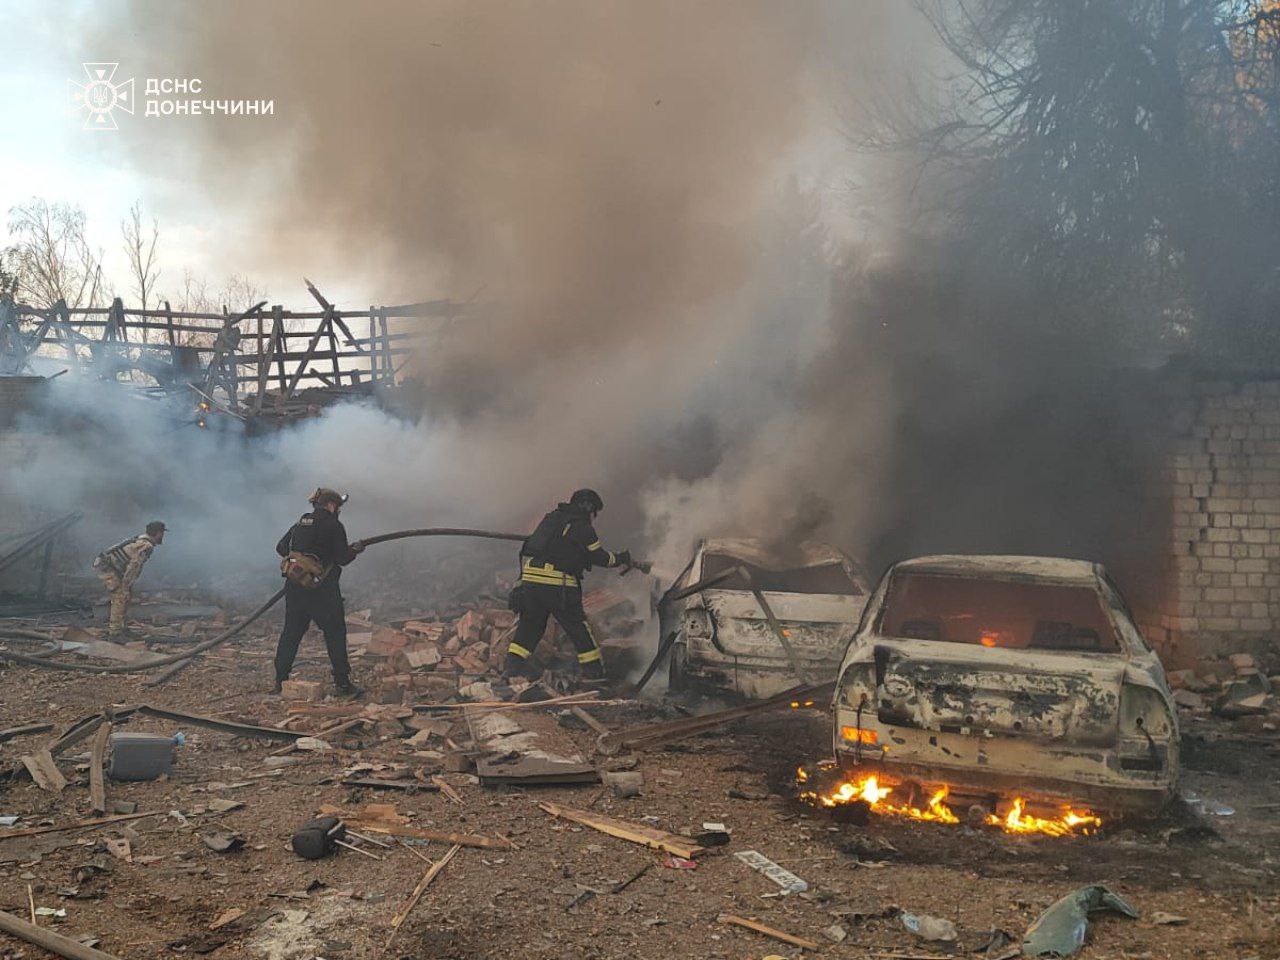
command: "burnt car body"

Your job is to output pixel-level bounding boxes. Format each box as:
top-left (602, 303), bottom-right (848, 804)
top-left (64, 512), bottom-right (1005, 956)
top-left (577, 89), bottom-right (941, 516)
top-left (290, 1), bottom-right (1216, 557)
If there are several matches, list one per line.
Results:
top-left (660, 538), bottom-right (870, 699)
top-left (832, 555), bottom-right (1179, 813)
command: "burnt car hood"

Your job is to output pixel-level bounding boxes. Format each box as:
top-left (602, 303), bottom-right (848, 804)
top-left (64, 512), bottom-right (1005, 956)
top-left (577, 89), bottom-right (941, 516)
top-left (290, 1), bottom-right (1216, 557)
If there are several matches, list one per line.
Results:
top-left (702, 589), bottom-right (859, 662)
top-left (853, 637), bottom-right (1124, 745)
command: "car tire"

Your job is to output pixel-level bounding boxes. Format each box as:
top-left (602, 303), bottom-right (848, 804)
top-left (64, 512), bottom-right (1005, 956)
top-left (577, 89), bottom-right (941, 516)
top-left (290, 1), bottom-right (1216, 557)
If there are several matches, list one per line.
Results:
top-left (669, 639), bottom-right (689, 692)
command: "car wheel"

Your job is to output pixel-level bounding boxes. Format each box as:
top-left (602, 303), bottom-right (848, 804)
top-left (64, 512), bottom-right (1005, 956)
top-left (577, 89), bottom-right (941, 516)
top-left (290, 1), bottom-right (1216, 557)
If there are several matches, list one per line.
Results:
top-left (669, 640), bottom-right (689, 692)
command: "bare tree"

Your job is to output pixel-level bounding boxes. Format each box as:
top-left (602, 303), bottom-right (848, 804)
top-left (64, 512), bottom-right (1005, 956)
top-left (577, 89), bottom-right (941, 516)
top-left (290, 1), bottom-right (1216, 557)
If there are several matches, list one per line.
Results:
top-left (215, 274), bottom-right (265, 314)
top-left (121, 201), bottom-right (160, 312)
top-left (6, 199), bottom-right (106, 309)
top-left (172, 267), bottom-right (212, 314)
top-left (874, 0), bottom-right (1280, 359)
top-left (0, 247), bottom-right (18, 298)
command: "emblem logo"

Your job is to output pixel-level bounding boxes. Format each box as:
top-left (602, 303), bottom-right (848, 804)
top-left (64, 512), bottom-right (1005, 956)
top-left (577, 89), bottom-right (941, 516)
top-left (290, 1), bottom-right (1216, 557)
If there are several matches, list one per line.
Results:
top-left (68, 63), bottom-right (134, 131)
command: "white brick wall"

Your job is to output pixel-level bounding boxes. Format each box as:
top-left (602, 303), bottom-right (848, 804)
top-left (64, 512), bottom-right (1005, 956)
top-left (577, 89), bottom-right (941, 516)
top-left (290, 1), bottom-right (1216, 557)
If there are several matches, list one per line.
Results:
top-left (1149, 378), bottom-right (1280, 662)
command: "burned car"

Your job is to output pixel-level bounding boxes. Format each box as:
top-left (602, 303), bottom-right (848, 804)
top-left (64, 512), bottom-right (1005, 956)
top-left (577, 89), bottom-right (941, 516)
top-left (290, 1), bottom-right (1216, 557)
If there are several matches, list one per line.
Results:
top-left (659, 538), bottom-right (869, 699)
top-left (832, 555), bottom-right (1178, 813)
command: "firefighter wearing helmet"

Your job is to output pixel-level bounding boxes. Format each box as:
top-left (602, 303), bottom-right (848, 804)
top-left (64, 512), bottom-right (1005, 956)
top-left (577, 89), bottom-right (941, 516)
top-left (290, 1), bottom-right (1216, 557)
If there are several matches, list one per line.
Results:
top-left (502, 489), bottom-right (635, 681)
top-left (273, 487), bottom-right (365, 696)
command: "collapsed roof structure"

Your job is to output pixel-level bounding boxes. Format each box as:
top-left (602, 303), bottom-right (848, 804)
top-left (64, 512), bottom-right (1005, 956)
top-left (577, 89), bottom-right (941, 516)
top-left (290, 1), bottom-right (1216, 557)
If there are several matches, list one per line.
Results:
top-left (0, 281), bottom-right (469, 431)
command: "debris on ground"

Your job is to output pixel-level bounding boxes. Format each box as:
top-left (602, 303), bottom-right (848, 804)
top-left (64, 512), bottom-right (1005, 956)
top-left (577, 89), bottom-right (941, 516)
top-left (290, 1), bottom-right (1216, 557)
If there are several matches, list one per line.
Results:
top-left (901, 910), bottom-right (959, 943)
top-left (539, 801), bottom-right (705, 858)
top-left (1021, 884), bottom-right (1140, 958)
top-left (0, 585), bottom-right (1276, 959)
top-left (734, 848), bottom-right (810, 894)
top-left (717, 912), bottom-right (821, 951)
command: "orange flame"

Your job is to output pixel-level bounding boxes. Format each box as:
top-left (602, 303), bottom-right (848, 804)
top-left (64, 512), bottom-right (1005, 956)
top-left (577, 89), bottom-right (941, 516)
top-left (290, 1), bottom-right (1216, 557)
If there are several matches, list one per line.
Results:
top-left (994, 797), bottom-right (1101, 837)
top-left (798, 768), bottom-right (1101, 837)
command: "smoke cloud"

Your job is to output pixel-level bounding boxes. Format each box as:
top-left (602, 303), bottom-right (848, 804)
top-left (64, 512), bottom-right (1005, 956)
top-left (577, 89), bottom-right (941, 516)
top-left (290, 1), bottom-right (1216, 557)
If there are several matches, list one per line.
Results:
top-left (1, 2), bottom-right (902, 597)
top-left (6, 1), bottom-right (1165, 616)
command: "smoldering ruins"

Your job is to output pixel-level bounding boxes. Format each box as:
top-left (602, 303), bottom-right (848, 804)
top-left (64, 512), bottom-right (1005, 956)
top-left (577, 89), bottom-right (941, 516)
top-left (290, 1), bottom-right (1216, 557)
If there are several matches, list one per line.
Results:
top-left (1, 1), bottom-right (1279, 958)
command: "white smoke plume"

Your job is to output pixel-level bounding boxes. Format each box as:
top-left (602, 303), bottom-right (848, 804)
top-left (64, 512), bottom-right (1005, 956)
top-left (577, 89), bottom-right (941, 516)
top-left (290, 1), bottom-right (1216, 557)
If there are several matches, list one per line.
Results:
top-left (0, 1), bottom-right (932, 598)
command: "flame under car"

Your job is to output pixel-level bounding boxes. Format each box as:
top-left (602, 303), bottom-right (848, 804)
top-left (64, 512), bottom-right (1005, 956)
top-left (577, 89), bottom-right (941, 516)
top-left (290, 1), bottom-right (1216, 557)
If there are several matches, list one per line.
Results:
top-left (660, 539), bottom-right (869, 699)
top-left (832, 555), bottom-right (1179, 814)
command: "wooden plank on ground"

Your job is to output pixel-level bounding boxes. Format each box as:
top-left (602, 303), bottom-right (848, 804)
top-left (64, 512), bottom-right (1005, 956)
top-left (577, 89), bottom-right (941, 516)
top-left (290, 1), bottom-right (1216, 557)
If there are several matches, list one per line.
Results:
top-left (21, 750), bottom-right (67, 792)
top-left (89, 723), bottom-right (111, 814)
top-left (0, 810), bottom-right (160, 842)
top-left (0, 723), bottom-right (53, 744)
top-left (717, 913), bottom-right (820, 951)
top-left (389, 843), bottom-right (461, 934)
top-left (538, 801), bottom-right (704, 859)
top-left (342, 821), bottom-right (507, 849)
top-left (0, 907), bottom-right (124, 960)
top-left (570, 706), bottom-right (610, 735)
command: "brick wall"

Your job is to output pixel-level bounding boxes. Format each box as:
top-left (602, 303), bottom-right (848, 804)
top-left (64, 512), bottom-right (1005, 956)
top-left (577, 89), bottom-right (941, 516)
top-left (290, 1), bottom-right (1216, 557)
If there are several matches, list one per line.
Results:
top-left (1143, 377), bottom-right (1280, 668)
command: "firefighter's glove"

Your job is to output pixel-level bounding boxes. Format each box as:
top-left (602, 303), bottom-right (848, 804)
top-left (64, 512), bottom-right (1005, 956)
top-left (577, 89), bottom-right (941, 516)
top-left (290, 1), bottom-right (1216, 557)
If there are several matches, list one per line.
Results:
top-left (615, 550), bottom-right (633, 569)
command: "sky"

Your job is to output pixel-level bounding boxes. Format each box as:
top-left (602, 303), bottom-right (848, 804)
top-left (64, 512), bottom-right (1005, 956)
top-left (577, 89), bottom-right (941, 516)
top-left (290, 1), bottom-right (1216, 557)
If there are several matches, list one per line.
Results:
top-left (0, 0), bottom-right (359, 305)
top-left (0, 0), bottom-right (907, 312)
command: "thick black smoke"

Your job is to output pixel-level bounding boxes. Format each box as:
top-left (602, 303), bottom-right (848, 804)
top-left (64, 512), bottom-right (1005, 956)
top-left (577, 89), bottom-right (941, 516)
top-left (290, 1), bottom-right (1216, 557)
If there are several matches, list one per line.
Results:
top-left (8, 1), bottom-right (1192, 612)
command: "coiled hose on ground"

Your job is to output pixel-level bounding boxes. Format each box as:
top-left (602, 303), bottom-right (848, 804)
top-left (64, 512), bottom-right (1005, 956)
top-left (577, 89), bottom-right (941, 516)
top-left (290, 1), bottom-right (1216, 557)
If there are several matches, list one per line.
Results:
top-left (0, 528), bottom-right (528, 676)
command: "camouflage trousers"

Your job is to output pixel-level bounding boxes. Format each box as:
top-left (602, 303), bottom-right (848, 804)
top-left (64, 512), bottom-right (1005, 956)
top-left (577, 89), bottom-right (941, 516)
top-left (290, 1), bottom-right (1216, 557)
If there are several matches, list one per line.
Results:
top-left (96, 568), bottom-right (131, 636)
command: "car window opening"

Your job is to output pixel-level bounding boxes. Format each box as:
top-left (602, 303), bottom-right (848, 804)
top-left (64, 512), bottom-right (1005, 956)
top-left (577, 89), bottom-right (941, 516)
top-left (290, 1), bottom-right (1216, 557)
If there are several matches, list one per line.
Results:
top-left (879, 573), bottom-right (1120, 652)
top-left (700, 553), bottom-right (863, 596)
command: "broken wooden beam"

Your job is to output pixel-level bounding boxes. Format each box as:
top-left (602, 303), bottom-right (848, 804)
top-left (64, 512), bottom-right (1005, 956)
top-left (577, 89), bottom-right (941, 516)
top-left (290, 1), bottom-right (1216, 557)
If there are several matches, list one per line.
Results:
top-left (339, 778), bottom-right (441, 792)
top-left (389, 843), bottom-right (461, 934)
top-left (412, 690), bottom-right (608, 713)
top-left (0, 722), bottom-right (54, 744)
top-left (89, 723), bottom-right (111, 815)
top-left (269, 717), bottom-right (365, 756)
top-left (0, 810), bottom-right (161, 843)
top-left (0, 511), bottom-right (83, 577)
top-left (20, 750), bottom-right (67, 793)
top-left (0, 908), bottom-right (124, 960)
top-left (570, 706), bottom-right (610, 735)
top-left (134, 705), bottom-right (308, 742)
top-left (331, 815), bottom-right (508, 849)
top-left (717, 913), bottom-right (820, 951)
top-left (594, 681), bottom-right (834, 755)
top-left (538, 801), bottom-right (705, 859)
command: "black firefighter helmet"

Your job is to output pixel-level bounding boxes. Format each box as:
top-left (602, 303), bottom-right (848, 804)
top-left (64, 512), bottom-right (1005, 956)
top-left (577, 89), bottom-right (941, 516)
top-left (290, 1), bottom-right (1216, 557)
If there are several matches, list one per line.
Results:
top-left (569, 488), bottom-right (604, 513)
top-left (309, 487), bottom-right (349, 508)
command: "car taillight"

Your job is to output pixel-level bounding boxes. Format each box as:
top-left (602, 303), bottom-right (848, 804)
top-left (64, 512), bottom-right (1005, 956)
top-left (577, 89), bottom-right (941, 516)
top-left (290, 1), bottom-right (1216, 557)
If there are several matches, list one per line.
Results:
top-left (682, 608), bottom-right (712, 638)
top-left (839, 662), bottom-right (877, 708)
top-left (1119, 683), bottom-right (1174, 738)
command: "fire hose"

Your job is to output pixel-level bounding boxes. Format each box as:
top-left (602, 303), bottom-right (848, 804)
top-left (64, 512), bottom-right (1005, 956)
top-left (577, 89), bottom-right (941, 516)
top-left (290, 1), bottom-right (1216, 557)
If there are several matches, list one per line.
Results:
top-left (0, 527), bottom-right (652, 676)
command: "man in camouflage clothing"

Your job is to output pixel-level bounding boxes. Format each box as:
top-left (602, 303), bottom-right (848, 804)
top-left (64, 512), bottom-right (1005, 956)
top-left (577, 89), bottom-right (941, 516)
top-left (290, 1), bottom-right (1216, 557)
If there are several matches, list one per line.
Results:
top-left (93, 521), bottom-right (166, 639)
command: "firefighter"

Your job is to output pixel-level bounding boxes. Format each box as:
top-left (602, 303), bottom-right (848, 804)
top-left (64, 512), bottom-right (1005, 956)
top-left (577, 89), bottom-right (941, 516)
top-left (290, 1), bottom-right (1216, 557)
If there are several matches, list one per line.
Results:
top-left (273, 488), bottom-right (365, 696)
top-left (502, 489), bottom-right (634, 681)
top-left (92, 521), bottom-right (166, 640)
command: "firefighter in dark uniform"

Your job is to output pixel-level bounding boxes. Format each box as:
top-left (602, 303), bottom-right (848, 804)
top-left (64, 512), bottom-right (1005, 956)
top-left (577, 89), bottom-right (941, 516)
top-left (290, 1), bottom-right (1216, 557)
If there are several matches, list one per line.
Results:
top-left (273, 488), bottom-right (365, 696)
top-left (502, 489), bottom-right (634, 681)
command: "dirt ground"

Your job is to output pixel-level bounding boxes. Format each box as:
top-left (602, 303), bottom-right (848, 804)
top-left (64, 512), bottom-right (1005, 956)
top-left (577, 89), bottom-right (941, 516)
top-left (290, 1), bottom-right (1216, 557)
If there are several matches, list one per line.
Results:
top-left (1, 617), bottom-right (1278, 960)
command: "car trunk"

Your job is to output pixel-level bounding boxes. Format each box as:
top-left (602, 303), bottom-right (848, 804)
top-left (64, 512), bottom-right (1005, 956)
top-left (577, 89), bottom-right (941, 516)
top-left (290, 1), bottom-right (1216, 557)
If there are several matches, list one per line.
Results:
top-left (874, 639), bottom-right (1124, 745)
top-left (703, 589), bottom-right (859, 663)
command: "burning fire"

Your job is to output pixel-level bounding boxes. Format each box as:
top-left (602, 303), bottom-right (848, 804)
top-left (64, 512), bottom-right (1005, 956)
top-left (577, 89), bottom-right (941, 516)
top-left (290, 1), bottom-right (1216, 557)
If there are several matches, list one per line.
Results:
top-left (797, 767), bottom-right (1102, 837)
top-left (997, 797), bottom-right (1102, 837)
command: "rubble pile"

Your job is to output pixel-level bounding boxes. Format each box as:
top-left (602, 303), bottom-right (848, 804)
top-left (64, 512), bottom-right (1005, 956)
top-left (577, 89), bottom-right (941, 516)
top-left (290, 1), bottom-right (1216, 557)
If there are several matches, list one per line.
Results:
top-left (340, 588), bottom-right (643, 705)
top-left (1167, 652), bottom-right (1280, 730)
